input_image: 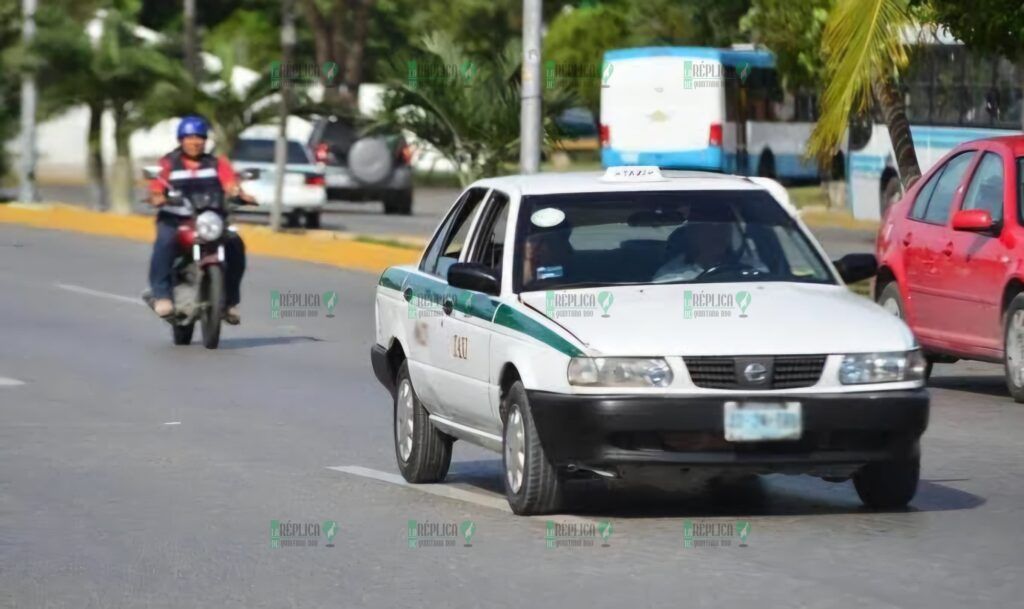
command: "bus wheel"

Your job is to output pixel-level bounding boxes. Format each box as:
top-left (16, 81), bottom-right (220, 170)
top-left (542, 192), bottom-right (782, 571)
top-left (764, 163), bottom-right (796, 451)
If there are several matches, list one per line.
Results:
top-left (880, 171), bottom-right (902, 216)
top-left (757, 149), bottom-right (776, 179)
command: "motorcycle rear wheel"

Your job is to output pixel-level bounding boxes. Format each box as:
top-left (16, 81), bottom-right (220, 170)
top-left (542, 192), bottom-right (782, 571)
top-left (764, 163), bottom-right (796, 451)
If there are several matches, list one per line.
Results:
top-left (200, 265), bottom-right (224, 349)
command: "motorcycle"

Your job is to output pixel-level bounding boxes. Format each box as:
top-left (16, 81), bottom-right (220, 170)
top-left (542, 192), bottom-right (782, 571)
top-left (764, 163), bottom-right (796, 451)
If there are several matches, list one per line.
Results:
top-left (141, 167), bottom-right (259, 349)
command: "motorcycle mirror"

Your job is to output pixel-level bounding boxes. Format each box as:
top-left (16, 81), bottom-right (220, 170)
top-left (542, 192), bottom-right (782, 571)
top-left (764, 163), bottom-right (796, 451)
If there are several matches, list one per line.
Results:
top-left (142, 166), bottom-right (161, 180)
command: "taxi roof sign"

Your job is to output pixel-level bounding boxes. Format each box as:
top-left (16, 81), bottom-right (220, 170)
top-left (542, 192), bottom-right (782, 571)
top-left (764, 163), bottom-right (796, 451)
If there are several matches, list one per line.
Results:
top-left (601, 165), bottom-right (666, 182)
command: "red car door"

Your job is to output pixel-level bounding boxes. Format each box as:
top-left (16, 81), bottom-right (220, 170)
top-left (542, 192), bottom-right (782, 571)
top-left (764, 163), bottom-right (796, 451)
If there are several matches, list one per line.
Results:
top-left (944, 149), bottom-right (1014, 355)
top-left (902, 150), bottom-right (977, 342)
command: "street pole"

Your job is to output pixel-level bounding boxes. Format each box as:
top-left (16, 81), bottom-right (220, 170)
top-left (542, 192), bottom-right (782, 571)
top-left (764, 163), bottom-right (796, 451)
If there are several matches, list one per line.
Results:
top-left (184, 0), bottom-right (199, 80)
top-left (18, 0), bottom-right (38, 204)
top-left (271, 0), bottom-right (295, 232)
top-left (519, 0), bottom-right (542, 174)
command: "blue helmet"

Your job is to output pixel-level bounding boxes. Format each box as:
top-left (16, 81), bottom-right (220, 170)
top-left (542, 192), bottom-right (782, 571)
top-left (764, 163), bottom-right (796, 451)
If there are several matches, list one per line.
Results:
top-left (177, 115), bottom-right (209, 140)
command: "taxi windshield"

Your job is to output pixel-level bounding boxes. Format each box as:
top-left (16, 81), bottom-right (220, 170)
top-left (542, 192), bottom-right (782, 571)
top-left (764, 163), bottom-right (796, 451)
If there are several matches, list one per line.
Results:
top-left (515, 190), bottom-right (835, 292)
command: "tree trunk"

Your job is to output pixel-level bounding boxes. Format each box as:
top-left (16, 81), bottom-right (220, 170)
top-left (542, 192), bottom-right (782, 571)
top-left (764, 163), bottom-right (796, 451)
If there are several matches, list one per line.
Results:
top-left (109, 107), bottom-right (134, 215)
top-left (340, 0), bottom-right (372, 110)
top-left (86, 102), bottom-right (109, 211)
top-left (300, 0), bottom-right (345, 108)
top-left (873, 78), bottom-right (921, 189)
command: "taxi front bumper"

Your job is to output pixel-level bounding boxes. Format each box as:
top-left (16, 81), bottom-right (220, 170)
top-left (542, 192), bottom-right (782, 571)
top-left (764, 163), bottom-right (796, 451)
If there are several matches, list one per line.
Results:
top-left (527, 389), bottom-right (929, 474)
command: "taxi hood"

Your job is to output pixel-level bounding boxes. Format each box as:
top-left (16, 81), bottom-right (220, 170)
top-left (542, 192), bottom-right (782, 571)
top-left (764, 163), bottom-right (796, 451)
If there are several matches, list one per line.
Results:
top-left (519, 282), bottom-right (915, 356)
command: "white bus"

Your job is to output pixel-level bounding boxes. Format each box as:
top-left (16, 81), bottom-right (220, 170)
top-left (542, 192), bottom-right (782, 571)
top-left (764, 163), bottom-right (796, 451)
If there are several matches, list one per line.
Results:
top-left (848, 34), bottom-right (1022, 220)
top-left (600, 46), bottom-right (826, 181)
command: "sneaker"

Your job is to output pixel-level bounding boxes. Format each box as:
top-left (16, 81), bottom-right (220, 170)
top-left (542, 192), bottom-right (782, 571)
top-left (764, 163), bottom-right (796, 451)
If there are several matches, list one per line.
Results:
top-left (153, 299), bottom-right (174, 317)
top-left (224, 305), bottom-right (240, 325)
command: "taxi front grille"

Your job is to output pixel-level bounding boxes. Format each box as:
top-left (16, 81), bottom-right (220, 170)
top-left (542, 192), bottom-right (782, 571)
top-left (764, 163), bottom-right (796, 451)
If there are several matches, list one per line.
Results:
top-left (684, 355), bottom-right (827, 389)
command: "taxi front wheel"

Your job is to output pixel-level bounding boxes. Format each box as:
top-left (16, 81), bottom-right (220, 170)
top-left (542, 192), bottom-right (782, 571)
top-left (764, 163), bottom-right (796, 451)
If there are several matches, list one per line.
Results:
top-left (853, 458), bottom-right (919, 510)
top-left (393, 361), bottom-right (452, 483)
top-left (502, 381), bottom-right (564, 515)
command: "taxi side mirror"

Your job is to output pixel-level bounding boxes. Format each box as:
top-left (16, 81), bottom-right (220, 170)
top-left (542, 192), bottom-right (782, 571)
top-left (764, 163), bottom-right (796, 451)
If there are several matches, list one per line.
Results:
top-left (448, 262), bottom-right (500, 295)
top-left (833, 253), bottom-right (877, 284)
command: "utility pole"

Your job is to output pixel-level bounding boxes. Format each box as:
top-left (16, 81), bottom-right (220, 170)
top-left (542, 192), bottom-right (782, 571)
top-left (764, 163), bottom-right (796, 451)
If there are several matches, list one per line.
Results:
top-left (18, 0), bottom-right (38, 204)
top-left (519, 0), bottom-right (542, 174)
top-left (271, 0), bottom-right (295, 232)
top-left (184, 0), bottom-right (199, 80)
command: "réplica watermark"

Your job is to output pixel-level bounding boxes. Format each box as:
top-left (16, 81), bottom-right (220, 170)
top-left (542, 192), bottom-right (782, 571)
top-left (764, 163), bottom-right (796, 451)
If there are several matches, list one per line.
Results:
top-left (270, 520), bottom-right (338, 548)
top-left (683, 520), bottom-right (750, 548)
top-left (544, 290), bottom-right (614, 319)
top-left (545, 520), bottom-right (612, 549)
top-left (270, 61), bottom-right (339, 89)
top-left (544, 60), bottom-right (614, 90)
top-left (270, 290), bottom-right (338, 319)
top-left (407, 520), bottom-right (476, 548)
top-left (406, 60), bottom-right (478, 90)
top-left (407, 292), bottom-right (445, 319)
top-left (683, 289), bottom-right (752, 319)
top-left (682, 60), bottom-right (751, 90)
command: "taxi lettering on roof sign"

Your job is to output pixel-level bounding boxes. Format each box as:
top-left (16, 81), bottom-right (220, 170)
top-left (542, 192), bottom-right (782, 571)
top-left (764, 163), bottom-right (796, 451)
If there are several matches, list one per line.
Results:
top-left (601, 165), bottom-right (665, 181)
top-left (370, 168), bottom-right (930, 516)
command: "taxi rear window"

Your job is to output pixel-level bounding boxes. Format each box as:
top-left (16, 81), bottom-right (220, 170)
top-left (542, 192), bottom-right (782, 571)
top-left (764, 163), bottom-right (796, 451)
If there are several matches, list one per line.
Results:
top-left (514, 190), bottom-right (834, 292)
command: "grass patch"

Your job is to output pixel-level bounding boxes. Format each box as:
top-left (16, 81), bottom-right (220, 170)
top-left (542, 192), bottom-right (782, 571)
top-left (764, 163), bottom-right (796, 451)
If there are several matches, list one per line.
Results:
top-left (353, 235), bottom-right (425, 250)
top-left (787, 185), bottom-right (828, 209)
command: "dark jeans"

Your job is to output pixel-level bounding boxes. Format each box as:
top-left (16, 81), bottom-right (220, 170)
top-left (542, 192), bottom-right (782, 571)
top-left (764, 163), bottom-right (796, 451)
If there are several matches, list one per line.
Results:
top-left (148, 213), bottom-right (246, 306)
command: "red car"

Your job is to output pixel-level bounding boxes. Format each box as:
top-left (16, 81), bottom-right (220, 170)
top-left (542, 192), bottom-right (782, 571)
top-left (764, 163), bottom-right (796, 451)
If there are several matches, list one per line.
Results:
top-left (876, 136), bottom-right (1024, 400)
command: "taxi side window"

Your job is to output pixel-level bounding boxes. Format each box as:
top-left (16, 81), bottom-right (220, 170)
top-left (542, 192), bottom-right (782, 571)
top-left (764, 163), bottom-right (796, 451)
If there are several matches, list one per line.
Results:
top-left (469, 190), bottom-right (510, 276)
top-left (421, 187), bottom-right (488, 279)
top-left (962, 152), bottom-right (1004, 223)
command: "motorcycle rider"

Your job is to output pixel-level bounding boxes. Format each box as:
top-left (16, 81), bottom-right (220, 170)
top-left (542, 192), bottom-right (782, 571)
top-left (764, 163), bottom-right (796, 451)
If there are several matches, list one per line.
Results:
top-left (147, 115), bottom-right (254, 324)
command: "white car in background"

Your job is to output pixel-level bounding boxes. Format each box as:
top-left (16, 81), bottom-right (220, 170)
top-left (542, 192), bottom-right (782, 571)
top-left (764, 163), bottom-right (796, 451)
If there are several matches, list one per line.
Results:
top-left (230, 136), bottom-right (327, 228)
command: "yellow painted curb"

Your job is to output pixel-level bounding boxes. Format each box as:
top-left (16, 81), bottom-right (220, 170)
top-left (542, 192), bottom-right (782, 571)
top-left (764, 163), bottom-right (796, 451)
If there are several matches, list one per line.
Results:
top-left (0, 204), bottom-right (421, 275)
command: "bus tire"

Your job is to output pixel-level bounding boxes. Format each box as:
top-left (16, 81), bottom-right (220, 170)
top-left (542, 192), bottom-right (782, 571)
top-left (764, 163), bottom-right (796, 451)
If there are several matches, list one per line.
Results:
top-left (880, 170), bottom-right (901, 216)
top-left (757, 149), bottom-right (776, 179)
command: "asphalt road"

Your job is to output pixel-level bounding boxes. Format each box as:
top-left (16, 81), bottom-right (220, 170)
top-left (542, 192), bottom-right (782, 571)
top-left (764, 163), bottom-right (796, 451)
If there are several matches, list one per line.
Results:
top-left (2, 223), bottom-right (1021, 609)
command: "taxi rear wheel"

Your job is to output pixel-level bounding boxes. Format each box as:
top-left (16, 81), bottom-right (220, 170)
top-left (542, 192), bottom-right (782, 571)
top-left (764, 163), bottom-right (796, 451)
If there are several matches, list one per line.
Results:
top-left (853, 457), bottom-right (919, 510)
top-left (502, 381), bottom-right (563, 515)
top-left (393, 361), bottom-right (452, 483)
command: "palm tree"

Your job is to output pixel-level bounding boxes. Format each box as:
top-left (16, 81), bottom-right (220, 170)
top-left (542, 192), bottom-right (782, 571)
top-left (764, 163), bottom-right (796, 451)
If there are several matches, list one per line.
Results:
top-left (370, 32), bottom-right (574, 186)
top-left (807, 0), bottom-right (921, 189)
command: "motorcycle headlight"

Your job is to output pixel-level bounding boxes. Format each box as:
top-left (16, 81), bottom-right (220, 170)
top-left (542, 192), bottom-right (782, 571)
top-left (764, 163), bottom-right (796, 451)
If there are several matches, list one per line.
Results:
top-left (195, 211), bottom-right (224, 242)
top-left (568, 357), bottom-right (673, 388)
top-left (839, 350), bottom-right (926, 385)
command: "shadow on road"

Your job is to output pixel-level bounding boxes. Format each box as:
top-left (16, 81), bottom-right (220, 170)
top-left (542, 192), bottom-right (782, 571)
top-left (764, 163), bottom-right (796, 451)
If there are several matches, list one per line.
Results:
top-left (446, 459), bottom-right (984, 518)
top-left (218, 335), bottom-right (324, 350)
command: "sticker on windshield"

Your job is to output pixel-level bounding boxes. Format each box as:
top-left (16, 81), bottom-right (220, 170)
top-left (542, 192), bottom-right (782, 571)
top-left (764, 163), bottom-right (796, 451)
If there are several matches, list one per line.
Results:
top-left (530, 208), bottom-right (566, 228)
top-left (537, 265), bottom-right (564, 280)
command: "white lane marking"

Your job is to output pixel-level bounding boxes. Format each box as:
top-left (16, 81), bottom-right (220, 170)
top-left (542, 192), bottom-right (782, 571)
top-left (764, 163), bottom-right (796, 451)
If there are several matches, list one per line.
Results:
top-left (328, 465), bottom-right (512, 513)
top-left (164, 421), bottom-right (181, 425)
top-left (0, 377), bottom-right (25, 387)
top-left (55, 282), bottom-right (143, 306)
top-left (326, 465), bottom-right (598, 525)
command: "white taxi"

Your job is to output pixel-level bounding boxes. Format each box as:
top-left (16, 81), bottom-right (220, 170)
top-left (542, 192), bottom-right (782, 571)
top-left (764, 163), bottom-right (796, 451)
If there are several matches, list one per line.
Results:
top-left (371, 167), bottom-right (929, 515)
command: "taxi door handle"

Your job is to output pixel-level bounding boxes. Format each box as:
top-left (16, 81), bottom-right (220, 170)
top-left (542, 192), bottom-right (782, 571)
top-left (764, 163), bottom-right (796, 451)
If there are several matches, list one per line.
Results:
top-left (942, 242), bottom-right (954, 257)
top-left (902, 233), bottom-right (912, 247)
top-left (442, 299), bottom-right (454, 316)
top-left (403, 288), bottom-right (413, 302)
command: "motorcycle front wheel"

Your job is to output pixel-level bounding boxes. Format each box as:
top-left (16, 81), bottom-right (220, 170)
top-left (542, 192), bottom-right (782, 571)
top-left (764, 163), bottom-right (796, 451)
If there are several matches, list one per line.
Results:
top-left (200, 264), bottom-right (224, 349)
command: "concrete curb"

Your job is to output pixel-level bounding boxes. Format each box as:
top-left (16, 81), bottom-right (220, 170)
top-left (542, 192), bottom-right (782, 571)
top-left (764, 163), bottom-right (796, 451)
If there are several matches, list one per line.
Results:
top-left (0, 203), bottom-right (421, 275)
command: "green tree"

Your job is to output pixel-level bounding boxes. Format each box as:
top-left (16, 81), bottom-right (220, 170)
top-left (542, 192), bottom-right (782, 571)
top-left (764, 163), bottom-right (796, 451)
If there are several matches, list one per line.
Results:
top-left (371, 32), bottom-right (574, 185)
top-left (543, 3), bottom-right (629, 117)
top-left (922, 0), bottom-right (1024, 129)
top-left (740, 0), bottom-right (832, 92)
top-left (807, 0), bottom-right (921, 187)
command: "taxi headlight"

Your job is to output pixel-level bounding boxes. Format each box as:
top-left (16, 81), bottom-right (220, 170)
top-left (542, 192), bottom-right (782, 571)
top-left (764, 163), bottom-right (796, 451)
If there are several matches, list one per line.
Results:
top-left (195, 211), bottom-right (224, 242)
top-left (568, 357), bottom-right (673, 388)
top-left (839, 350), bottom-right (926, 385)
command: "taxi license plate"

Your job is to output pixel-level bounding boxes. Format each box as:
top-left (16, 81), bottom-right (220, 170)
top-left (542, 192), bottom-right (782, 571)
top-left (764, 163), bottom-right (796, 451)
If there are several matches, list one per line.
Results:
top-left (723, 401), bottom-right (802, 442)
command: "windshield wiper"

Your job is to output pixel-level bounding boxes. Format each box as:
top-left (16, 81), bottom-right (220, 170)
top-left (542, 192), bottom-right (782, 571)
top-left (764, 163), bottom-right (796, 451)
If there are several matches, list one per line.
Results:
top-left (535, 280), bottom-right (652, 290)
